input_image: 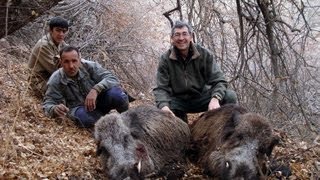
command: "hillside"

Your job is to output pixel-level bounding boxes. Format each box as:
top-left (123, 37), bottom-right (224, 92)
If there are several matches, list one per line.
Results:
top-left (1, 0), bottom-right (320, 178)
top-left (0, 40), bottom-right (319, 179)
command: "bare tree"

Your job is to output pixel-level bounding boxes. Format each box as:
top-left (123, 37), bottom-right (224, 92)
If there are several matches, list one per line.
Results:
top-left (184, 0), bottom-right (320, 139)
top-left (163, 0), bottom-right (183, 27)
top-left (7, 0), bottom-right (319, 138)
top-left (0, 0), bottom-right (61, 38)
top-left (10, 0), bottom-right (170, 100)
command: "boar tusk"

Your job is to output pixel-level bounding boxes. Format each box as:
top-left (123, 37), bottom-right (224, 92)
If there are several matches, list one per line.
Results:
top-left (225, 161), bottom-right (230, 168)
top-left (137, 160), bottom-right (142, 173)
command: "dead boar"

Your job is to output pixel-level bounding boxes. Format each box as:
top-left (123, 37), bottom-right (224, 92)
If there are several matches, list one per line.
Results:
top-left (189, 104), bottom-right (279, 180)
top-left (94, 105), bottom-right (191, 180)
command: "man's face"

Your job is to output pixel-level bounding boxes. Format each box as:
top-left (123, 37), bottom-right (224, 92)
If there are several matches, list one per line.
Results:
top-left (171, 26), bottom-right (192, 51)
top-left (50, 27), bottom-right (68, 45)
top-left (60, 50), bottom-right (81, 77)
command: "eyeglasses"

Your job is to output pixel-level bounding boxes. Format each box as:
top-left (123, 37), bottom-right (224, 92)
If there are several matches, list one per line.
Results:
top-left (173, 32), bottom-right (190, 38)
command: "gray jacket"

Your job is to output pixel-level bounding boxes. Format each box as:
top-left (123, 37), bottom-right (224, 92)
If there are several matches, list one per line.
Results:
top-left (43, 59), bottom-right (120, 118)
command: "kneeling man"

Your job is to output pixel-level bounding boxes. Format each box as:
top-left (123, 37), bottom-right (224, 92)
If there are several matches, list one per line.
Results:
top-left (43, 46), bottom-right (129, 127)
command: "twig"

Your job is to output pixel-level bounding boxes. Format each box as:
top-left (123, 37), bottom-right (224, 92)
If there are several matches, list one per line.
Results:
top-left (163, 0), bottom-right (182, 27)
top-left (15, 138), bottom-right (47, 158)
top-left (5, 0), bottom-right (12, 38)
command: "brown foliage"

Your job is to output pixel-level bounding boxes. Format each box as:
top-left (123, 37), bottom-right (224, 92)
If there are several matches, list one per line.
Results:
top-left (0, 39), bottom-right (319, 179)
top-left (0, 0), bottom-right (318, 179)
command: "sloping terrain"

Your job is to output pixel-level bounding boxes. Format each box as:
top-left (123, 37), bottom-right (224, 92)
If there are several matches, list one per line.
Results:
top-left (0, 41), bottom-right (319, 179)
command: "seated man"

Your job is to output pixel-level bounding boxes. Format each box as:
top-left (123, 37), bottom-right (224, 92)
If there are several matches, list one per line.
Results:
top-left (43, 46), bottom-right (129, 128)
top-left (153, 20), bottom-right (237, 122)
top-left (28, 16), bottom-right (69, 98)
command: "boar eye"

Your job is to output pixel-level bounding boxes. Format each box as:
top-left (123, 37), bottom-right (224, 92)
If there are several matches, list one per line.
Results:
top-left (131, 131), bottom-right (139, 139)
top-left (237, 134), bottom-right (243, 140)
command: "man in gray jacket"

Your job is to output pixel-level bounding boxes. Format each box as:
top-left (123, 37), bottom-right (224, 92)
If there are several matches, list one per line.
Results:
top-left (43, 46), bottom-right (129, 128)
top-left (28, 16), bottom-right (69, 98)
top-left (153, 20), bottom-right (237, 122)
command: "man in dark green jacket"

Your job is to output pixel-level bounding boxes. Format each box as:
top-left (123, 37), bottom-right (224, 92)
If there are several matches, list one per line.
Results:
top-left (153, 20), bottom-right (237, 122)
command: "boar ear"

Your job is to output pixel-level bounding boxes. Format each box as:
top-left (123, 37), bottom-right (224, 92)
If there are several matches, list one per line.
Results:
top-left (259, 135), bottom-right (280, 156)
top-left (266, 136), bottom-right (280, 156)
top-left (128, 112), bottom-right (145, 139)
top-left (187, 138), bottom-right (203, 163)
top-left (222, 111), bottom-right (241, 141)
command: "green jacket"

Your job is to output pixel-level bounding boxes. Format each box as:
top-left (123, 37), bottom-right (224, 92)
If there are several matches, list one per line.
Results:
top-left (153, 42), bottom-right (228, 109)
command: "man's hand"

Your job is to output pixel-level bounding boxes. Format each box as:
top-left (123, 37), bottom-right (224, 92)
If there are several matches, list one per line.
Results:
top-left (161, 106), bottom-right (175, 117)
top-left (208, 97), bottom-right (220, 110)
top-left (54, 104), bottom-right (69, 117)
top-left (85, 89), bottom-right (98, 111)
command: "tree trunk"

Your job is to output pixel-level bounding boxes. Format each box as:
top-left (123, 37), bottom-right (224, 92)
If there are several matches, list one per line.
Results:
top-left (0, 0), bottom-right (61, 38)
top-left (257, 0), bottom-right (281, 111)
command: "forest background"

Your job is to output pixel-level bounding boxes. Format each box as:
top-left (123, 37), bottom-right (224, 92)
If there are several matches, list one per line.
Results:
top-left (0, 0), bottom-right (319, 179)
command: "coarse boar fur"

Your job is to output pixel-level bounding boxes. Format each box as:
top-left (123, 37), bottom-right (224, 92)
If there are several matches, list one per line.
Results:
top-left (189, 104), bottom-right (279, 180)
top-left (94, 105), bottom-right (191, 180)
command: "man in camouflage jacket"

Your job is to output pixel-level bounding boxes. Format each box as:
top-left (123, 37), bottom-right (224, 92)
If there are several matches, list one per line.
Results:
top-left (28, 16), bottom-right (69, 98)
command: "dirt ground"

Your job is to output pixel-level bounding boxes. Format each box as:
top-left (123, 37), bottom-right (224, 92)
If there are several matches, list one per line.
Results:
top-left (0, 42), bottom-right (319, 179)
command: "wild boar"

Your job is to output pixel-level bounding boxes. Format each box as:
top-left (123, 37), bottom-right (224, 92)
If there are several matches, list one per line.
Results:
top-left (189, 104), bottom-right (279, 180)
top-left (94, 105), bottom-right (191, 180)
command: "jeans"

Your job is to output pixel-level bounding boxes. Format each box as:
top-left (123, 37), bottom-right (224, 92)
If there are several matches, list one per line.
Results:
top-left (74, 86), bottom-right (129, 128)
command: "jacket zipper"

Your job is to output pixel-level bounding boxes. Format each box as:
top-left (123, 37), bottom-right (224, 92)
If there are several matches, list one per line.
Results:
top-left (183, 61), bottom-right (188, 88)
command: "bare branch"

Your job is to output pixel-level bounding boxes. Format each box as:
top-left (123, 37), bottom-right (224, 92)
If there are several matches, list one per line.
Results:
top-left (163, 0), bottom-right (182, 27)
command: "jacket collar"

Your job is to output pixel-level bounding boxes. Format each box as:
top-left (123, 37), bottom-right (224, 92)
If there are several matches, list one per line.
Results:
top-left (45, 33), bottom-right (67, 50)
top-left (169, 42), bottom-right (200, 60)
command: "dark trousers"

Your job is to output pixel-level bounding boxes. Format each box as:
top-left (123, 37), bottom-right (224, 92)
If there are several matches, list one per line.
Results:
top-left (171, 89), bottom-right (237, 122)
top-left (74, 86), bottom-right (129, 128)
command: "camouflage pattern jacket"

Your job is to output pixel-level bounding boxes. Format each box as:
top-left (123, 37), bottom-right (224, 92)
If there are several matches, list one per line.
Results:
top-left (28, 33), bottom-right (67, 96)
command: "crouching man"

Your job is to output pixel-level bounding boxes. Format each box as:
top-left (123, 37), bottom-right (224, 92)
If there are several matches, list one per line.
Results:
top-left (43, 46), bottom-right (129, 128)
